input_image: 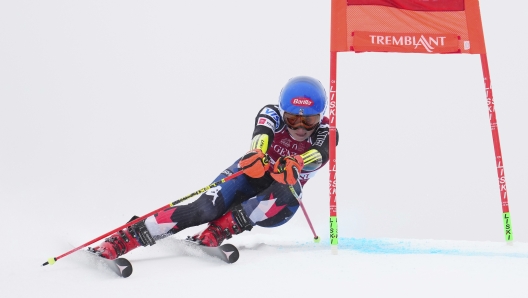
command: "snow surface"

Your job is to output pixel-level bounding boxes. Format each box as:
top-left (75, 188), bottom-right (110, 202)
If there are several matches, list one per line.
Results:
top-left (14, 235), bottom-right (528, 297)
top-left (1, 1), bottom-right (527, 297)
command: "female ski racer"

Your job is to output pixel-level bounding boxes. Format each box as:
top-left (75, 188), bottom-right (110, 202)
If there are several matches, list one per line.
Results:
top-left (90, 76), bottom-right (339, 260)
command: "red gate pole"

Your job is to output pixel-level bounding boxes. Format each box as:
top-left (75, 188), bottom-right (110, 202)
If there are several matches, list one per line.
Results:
top-left (480, 53), bottom-right (514, 243)
top-left (329, 50), bottom-right (338, 254)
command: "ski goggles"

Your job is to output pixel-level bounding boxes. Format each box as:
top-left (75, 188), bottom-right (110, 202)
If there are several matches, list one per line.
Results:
top-left (283, 112), bottom-right (320, 131)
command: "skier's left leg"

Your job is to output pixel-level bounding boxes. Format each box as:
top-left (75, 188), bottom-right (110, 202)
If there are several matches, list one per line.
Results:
top-left (194, 180), bottom-right (302, 246)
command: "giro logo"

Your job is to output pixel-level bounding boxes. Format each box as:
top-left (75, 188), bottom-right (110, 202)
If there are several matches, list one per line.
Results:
top-left (291, 97), bottom-right (314, 107)
top-left (353, 31), bottom-right (459, 54)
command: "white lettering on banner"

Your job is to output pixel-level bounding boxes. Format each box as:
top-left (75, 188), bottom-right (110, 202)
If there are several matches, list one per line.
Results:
top-left (369, 35), bottom-right (447, 53)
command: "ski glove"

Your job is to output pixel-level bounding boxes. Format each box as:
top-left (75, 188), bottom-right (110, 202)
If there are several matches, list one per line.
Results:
top-left (238, 149), bottom-right (270, 178)
top-left (270, 155), bottom-right (304, 185)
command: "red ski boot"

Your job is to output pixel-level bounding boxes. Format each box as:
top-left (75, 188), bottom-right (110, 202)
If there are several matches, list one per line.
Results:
top-left (192, 206), bottom-right (253, 247)
top-left (89, 229), bottom-right (141, 260)
top-left (88, 217), bottom-right (156, 260)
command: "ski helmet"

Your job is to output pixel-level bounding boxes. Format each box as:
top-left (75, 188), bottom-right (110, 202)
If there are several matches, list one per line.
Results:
top-left (278, 76), bottom-right (327, 119)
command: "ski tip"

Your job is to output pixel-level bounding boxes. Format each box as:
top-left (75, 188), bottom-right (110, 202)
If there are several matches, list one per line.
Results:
top-left (181, 238), bottom-right (240, 264)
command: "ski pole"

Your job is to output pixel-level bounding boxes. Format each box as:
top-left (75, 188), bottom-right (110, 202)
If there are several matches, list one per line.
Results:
top-left (277, 160), bottom-right (320, 242)
top-left (289, 181), bottom-right (320, 243)
top-left (42, 170), bottom-right (244, 266)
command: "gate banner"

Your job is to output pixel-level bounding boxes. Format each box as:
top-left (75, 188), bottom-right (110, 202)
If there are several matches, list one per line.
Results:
top-left (331, 0), bottom-right (486, 54)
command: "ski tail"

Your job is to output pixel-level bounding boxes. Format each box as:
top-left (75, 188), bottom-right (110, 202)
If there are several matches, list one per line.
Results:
top-left (86, 250), bottom-right (133, 278)
top-left (183, 238), bottom-right (239, 263)
top-left (113, 258), bottom-right (133, 278)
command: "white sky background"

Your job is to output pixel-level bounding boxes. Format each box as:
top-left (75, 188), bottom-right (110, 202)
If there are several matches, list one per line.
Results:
top-left (0, 1), bottom-right (527, 297)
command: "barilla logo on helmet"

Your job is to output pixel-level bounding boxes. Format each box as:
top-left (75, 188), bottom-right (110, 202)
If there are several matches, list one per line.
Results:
top-left (291, 97), bottom-right (314, 107)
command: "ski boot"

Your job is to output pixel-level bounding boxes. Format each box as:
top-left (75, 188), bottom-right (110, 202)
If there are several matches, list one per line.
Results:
top-left (191, 205), bottom-right (253, 247)
top-left (88, 216), bottom-right (156, 260)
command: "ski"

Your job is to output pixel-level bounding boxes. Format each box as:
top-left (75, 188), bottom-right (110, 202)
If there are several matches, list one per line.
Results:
top-left (85, 250), bottom-right (133, 278)
top-left (181, 238), bottom-right (240, 264)
top-left (77, 239), bottom-right (237, 278)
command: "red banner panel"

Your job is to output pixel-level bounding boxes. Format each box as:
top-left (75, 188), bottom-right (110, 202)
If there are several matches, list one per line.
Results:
top-left (347, 0), bottom-right (465, 11)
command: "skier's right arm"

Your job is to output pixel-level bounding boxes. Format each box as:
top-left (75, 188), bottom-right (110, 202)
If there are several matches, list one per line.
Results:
top-left (238, 105), bottom-right (279, 177)
top-left (249, 105), bottom-right (280, 153)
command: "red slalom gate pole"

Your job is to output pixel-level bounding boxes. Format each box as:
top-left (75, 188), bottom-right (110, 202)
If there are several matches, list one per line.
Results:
top-left (480, 53), bottom-right (514, 242)
top-left (42, 170), bottom-right (244, 266)
top-left (329, 51), bottom-right (338, 254)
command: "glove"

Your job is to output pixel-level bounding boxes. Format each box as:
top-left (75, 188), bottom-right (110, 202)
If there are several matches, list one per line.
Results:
top-left (270, 155), bottom-right (304, 185)
top-left (238, 149), bottom-right (269, 178)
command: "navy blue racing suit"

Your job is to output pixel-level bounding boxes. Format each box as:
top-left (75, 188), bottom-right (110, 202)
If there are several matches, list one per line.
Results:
top-left (143, 105), bottom-right (338, 239)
